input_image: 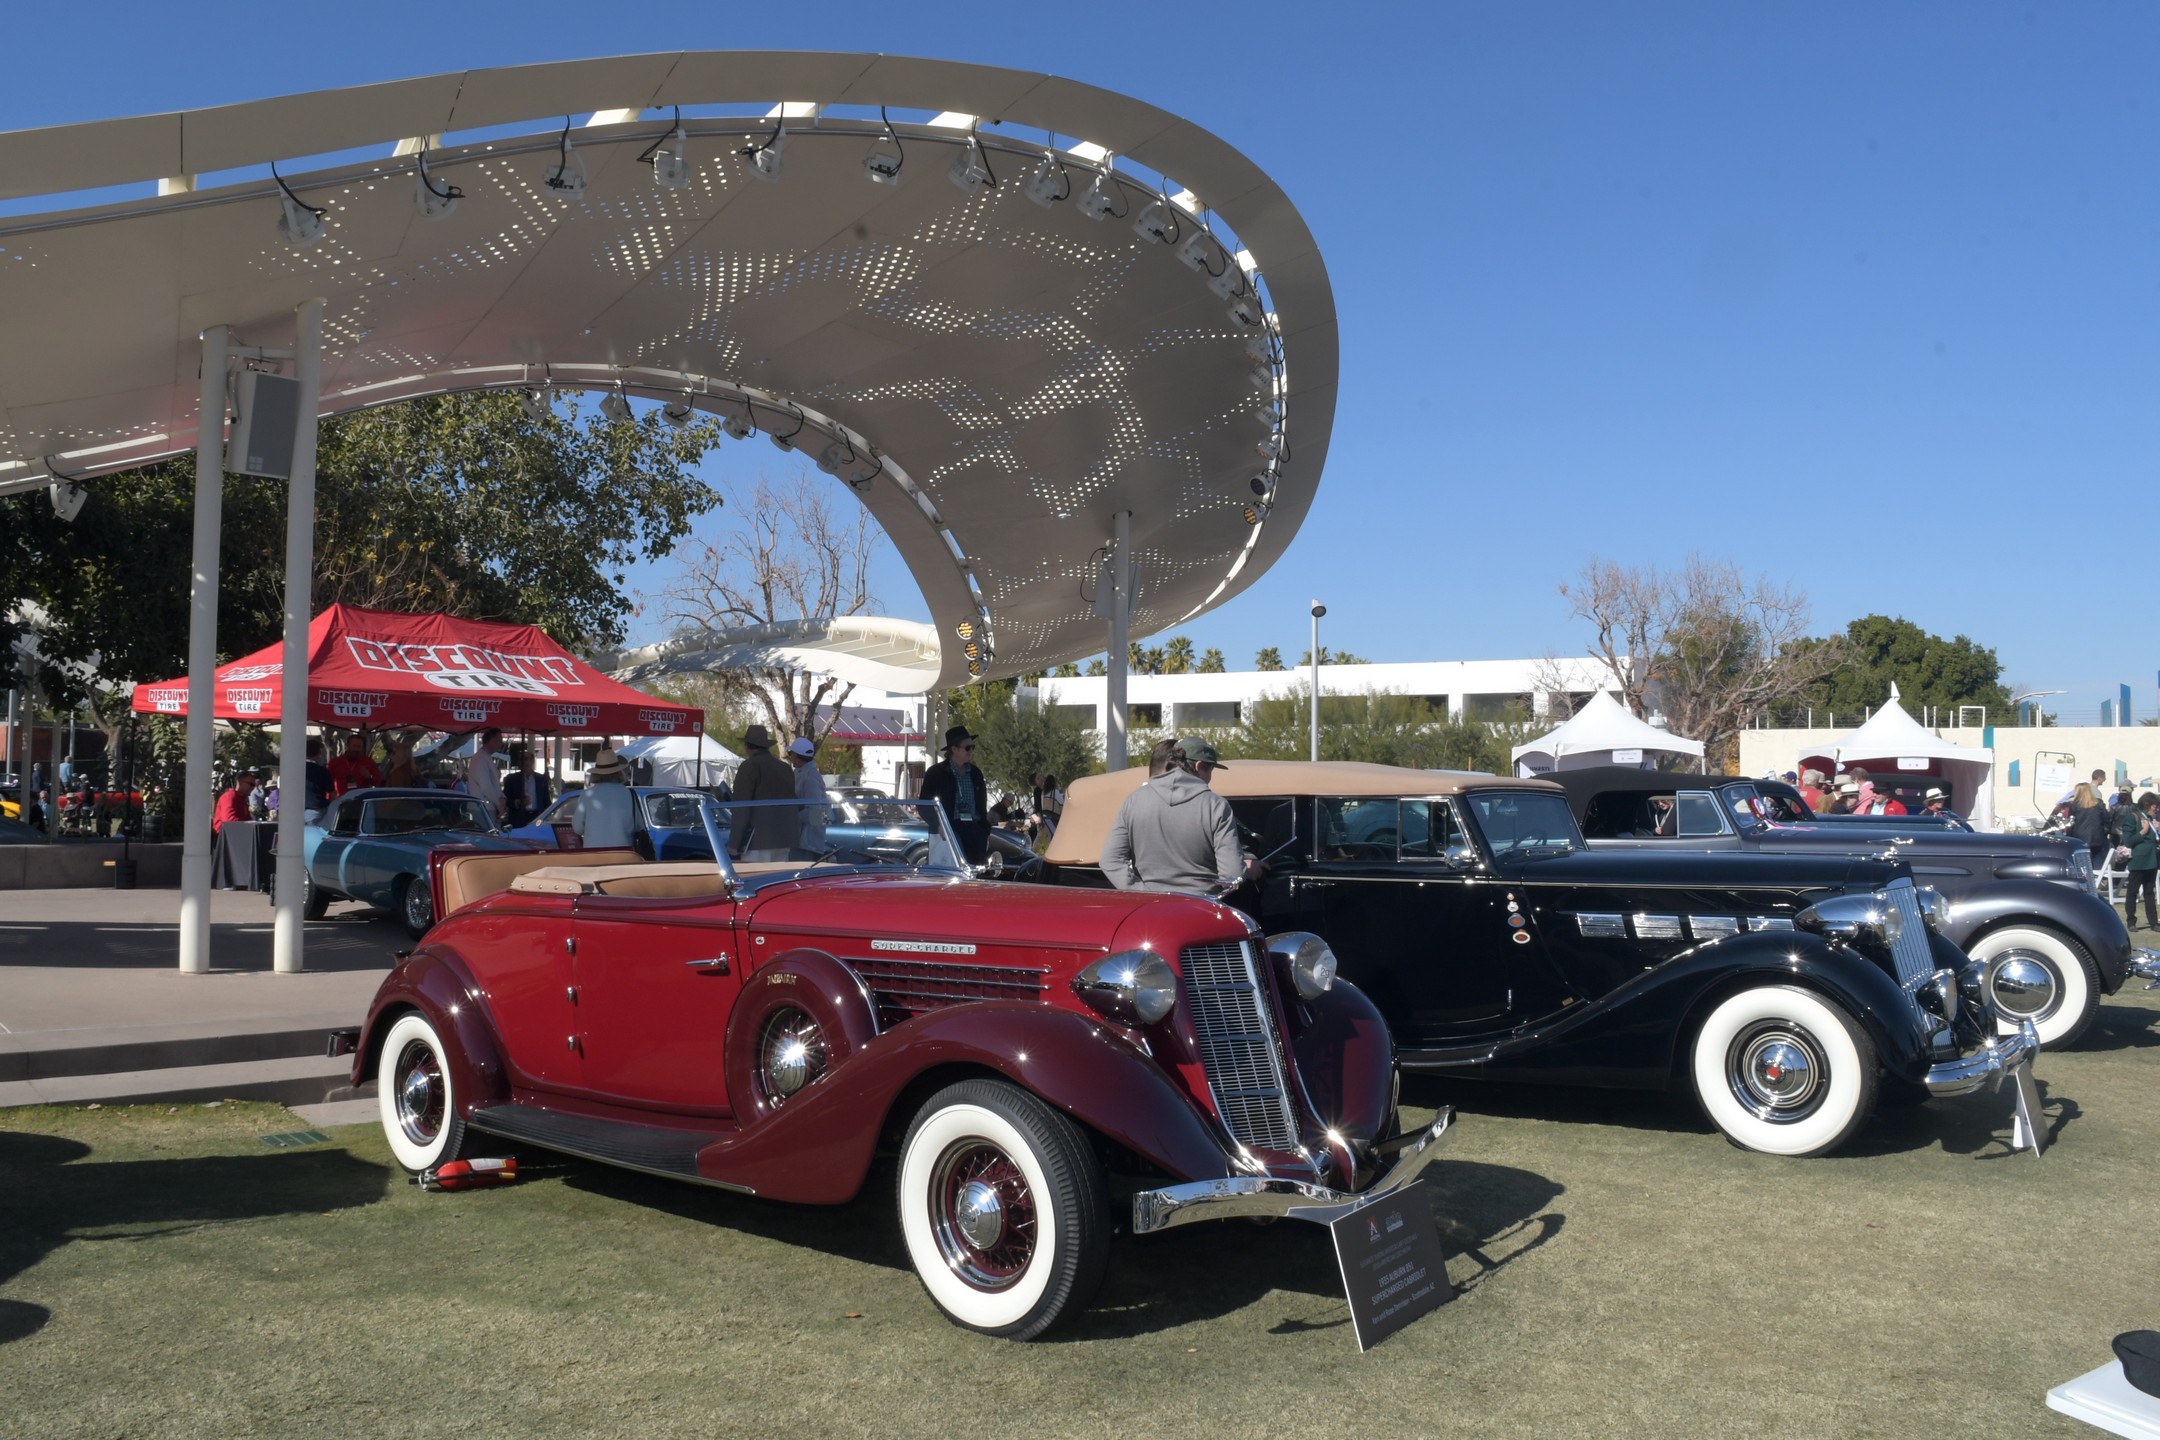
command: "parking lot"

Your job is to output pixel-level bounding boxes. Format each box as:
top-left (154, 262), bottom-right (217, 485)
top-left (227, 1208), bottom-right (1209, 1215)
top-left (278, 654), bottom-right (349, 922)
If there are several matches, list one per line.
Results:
top-left (1, 981), bottom-right (2150, 1437)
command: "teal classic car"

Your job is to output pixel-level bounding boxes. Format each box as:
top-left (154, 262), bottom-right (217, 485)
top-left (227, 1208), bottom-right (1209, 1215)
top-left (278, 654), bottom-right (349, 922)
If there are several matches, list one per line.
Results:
top-left (304, 788), bottom-right (532, 935)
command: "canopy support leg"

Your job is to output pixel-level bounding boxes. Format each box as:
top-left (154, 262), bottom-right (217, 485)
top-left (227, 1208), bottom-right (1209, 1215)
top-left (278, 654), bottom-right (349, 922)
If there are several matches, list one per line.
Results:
top-left (272, 300), bottom-right (323, 976)
top-left (178, 325), bottom-right (229, 975)
top-left (1105, 510), bottom-right (1130, 771)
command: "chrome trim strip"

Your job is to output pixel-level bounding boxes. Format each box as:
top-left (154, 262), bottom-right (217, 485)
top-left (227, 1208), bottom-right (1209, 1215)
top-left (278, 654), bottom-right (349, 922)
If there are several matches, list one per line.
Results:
top-left (1131, 1108), bottom-right (1456, 1235)
top-left (1688, 915), bottom-right (1741, 939)
top-left (1574, 913), bottom-right (1626, 938)
top-left (1746, 916), bottom-right (1796, 932)
top-left (2129, 948), bottom-right (2160, 989)
top-left (1632, 913), bottom-right (1683, 940)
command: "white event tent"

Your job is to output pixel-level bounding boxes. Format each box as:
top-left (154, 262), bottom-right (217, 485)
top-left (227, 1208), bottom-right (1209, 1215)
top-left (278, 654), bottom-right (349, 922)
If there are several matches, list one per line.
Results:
top-left (1797, 687), bottom-right (1994, 827)
top-left (1512, 691), bottom-right (1706, 776)
top-left (615, 734), bottom-right (739, 788)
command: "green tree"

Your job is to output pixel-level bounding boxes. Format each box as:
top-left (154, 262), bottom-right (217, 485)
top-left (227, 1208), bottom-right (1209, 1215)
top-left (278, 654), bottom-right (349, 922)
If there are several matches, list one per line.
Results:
top-left (1051, 662), bottom-right (1081, 678)
top-left (1295, 647), bottom-right (1369, 665)
top-left (1084, 658), bottom-right (1106, 677)
top-left (1792, 615), bottom-right (2012, 721)
top-left (948, 681), bottom-right (1101, 796)
top-left (1213, 685), bottom-right (1512, 771)
top-left (1161, 636), bottom-right (1195, 675)
top-left (1197, 647), bottom-right (1226, 674)
top-left (1255, 647), bottom-right (1284, 672)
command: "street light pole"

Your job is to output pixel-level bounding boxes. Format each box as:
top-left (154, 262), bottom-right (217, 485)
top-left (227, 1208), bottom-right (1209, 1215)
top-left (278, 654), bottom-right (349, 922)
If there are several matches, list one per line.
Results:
top-left (1309, 601), bottom-right (1325, 763)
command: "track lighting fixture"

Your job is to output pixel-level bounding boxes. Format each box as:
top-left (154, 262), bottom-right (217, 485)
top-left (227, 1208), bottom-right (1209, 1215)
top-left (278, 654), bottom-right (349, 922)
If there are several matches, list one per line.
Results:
top-left (863, 106), bottom-right (904, 185)
top-left (521, 387), bottom-right (552, 422)
top-left (1227, 295), bottom-right (1265, 329)
top-left (1078, 172), bottom-right (1120, 220)
top-left (1254, 398), bottom-right (1284, 428)
top-left (272, 165), bottom-right (324, 248)
top-left (661, 395), bottom-right (696, 428)
top-left (743, 116), bottom-right (786, 182)
top-left (638, 107), bottom-right (692, 191)
top-left (1245, 333), bottom-right (1276, 365)
top-left (817, 431), bottom-right (860, 476)
top-left (1207, 263), bottom-right (1246, 301)
top-left (1176, 232), bottom-right (1214, 272)
top-left (600, 386), bottom-right (633, 425)
top-left (544, 118), bottom-right (587, 198)
top-left (1249, 474), bottom-right (1275, 497)
top-left (1023, 151), bottom-right (1070, 207)
top-left (721, 408), bottom-right (753, 441)
top-left (414, 148), bottom-right (461, 219)
top-left (1247, 364), bottom-right (1277, 393)
top-left (1255, 432), bottom-right (1286, 461)
top-left (954, 619), bottom-right (977, 641)
top-left (1132, 198), bottom-right (1176, 245)
top-left (950, 129), bottom-right (995, 193)
top-left (1242, 498), bottom-right (1271, 525)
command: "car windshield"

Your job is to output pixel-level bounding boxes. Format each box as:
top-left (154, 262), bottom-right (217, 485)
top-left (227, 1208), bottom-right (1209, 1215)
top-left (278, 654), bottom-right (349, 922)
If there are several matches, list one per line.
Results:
top-left (364, 797), bottom-right (496, 836)
top-left (1464, 791), bottom-right (1583, 860)
top-left (696, 797), bottom-right (971, 882)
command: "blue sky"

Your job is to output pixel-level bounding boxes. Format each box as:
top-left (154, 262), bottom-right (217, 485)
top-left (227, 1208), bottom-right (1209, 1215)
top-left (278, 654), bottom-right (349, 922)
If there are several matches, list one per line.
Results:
top-left (10, 2), bottom-right (2157, 719)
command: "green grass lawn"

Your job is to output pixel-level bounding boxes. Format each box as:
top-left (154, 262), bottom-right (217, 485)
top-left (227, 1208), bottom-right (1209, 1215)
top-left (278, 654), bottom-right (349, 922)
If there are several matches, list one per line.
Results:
top-left (4, 989), bottom-right (2157, 1439)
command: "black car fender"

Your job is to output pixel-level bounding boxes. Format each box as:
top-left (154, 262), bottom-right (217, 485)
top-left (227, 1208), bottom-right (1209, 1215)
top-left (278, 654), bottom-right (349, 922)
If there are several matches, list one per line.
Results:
top-left (351, 944), bottom-right (512, 1112)
top-left (1447, 932), bottom-right (1936, 1090)
top-left (1932, 878), bottom-right (2130, 993)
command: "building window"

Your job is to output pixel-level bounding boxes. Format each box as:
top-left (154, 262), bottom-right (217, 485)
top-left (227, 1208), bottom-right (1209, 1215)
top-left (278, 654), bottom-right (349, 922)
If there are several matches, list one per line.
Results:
top-left (1128, 703), bottom-right (1163, 727)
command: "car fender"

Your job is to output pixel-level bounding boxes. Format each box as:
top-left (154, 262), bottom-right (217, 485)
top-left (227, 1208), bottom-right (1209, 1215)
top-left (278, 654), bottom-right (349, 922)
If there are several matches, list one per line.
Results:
top-left (725, 949), bottom-right (881, 1124)
top-left (693, 1003), bottom-right (1238, 1205)
top-left (352, 945), bottom-right (511, 1114)
top-left (1934, 878), bottom-right (2130, 993)
top-left (1455, 931), bottom-right (1935, 1089)
top-left (1283, 977), bottom-right (1395, 1145)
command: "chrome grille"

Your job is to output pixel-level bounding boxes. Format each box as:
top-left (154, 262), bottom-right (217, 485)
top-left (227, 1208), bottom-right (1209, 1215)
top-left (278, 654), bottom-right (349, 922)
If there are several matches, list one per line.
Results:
top-left (1180, 940), bottom-right (1299, 1153)
top-left (1883, 877), bottom-right (1935, 989)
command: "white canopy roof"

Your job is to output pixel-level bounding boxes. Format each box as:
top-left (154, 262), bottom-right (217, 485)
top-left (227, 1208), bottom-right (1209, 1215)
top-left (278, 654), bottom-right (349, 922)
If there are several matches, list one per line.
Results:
top-left (1512, 691), bottom-right (1705, 773)
top-left (0, 51), bottom-right (1337, 689)
top-left (1796, 689), bottom-right (1991, 769)
top-left (610, 616), bottom-right (943, 695)
top-left (615, 732), bottom-right (738, 786)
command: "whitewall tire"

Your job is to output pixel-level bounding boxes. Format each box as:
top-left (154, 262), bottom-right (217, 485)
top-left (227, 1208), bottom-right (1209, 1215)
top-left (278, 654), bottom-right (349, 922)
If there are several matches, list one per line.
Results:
top-left (898, 1080), bottom-right (1107, 1340)
top-left (377, 1012), bottom-right (469, 1173)
top-left (1967, 925), bottom-right (2098, 1050)
top-left (1690, 985), bottom-right (1877, 1158)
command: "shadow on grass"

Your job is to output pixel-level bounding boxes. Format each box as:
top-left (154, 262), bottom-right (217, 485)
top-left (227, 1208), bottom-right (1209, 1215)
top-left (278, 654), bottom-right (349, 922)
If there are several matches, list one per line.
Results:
top-left (539, 1147), bottom-right (1564, 1340)
top-left (2073, 998), bottom-right (2160, 1053)
top-left (1402, 1073), bottom-right (1715, 1139)
top-left (1843, 1077), bottom-right (2078, 1160)
top-left (0, 1129), bottom-right (393, 1345)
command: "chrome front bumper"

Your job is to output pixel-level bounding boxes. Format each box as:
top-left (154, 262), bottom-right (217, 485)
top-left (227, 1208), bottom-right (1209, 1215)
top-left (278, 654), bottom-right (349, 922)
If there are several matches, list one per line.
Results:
top-left (1922, 1020), bottom-right (2040, 1097)
top-left (2129, 947), bottom-right (2160, 988)
top-left (1131, 1107), bottom-right (1456, 1236)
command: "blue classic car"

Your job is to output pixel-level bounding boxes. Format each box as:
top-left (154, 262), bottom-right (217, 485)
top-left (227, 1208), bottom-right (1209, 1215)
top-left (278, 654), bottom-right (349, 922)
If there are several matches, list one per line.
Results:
top-left (507, 786), bottom-right (1040, 874)
top-left (304, 788), bottom-right (531, 935)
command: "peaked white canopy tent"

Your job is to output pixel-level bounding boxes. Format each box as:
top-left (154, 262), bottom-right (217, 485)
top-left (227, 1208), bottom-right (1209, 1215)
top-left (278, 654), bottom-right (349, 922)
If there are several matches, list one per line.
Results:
top-left (614, 733), bottom-right (739, 787)
top-left (0, 52), bottom-right (1335, 972)
top-left (1512, 691), bottom-right (1706, 776)
top-left (1797, 687), bottom-right (1994, 827)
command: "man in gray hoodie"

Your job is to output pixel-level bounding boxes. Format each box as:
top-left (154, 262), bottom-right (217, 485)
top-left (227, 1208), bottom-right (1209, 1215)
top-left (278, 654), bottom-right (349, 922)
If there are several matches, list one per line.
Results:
top-left (1101, 738), bottom-right (1255, 893)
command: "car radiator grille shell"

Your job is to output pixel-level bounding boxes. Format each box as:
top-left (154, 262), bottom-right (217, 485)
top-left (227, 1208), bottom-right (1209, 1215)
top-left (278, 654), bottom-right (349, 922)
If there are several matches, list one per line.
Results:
top-left (1882, 877), bottom-right (1935, 990)
top-left (1179, 940), bottom-right (1300, 1153)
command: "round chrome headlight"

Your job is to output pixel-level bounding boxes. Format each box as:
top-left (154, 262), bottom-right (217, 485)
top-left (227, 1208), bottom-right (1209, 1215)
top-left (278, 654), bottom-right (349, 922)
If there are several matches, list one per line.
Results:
top-left (1071, 949), bottom-right (1178, 1027)
top-left (1795, 891), bottom-right (1894, 948)
top-left (1914, 886), bottom-right (1947, 931)
top-left (1267, 930), bottom-right (1338, 1000)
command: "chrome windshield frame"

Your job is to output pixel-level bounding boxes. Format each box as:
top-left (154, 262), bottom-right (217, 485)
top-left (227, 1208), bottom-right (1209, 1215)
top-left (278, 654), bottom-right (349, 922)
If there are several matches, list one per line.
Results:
top-left (694, 795), bottom-right (972, 893)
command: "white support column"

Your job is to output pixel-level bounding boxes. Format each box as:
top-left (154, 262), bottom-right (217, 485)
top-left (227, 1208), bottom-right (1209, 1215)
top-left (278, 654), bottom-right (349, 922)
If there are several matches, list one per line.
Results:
top-left (272, 300), bottom-right (323, 976)
top-left (178, 325), bottom-right (229, 975)
top-left (1104, 510), bottom-right (1131, 771)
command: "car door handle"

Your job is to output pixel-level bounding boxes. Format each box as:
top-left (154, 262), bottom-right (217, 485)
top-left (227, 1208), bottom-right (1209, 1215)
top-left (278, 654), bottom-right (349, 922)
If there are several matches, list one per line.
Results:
top-left (685, 955), bottom-right (730, 974)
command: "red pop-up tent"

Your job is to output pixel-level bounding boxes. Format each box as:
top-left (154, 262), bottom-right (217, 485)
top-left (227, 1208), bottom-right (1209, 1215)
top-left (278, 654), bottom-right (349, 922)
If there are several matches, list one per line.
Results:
top-left (131, 604), bottom-right (702, 735)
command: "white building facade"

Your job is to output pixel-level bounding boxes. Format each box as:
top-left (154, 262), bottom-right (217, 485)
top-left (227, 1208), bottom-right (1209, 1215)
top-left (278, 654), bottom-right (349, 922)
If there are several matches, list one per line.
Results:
top-left (1037, 657), bottom-right (1620, 736)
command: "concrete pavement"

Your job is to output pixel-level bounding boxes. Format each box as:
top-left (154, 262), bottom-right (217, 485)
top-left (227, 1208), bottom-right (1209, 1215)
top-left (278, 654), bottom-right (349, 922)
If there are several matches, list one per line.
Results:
top-left (0, 888), bottom-right (406, 1107)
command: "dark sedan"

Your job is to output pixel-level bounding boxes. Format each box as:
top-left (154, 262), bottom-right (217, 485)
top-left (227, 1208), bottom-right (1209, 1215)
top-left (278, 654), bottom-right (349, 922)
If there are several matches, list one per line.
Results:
top-left (1553, 766), bottom-right (2147, 1048)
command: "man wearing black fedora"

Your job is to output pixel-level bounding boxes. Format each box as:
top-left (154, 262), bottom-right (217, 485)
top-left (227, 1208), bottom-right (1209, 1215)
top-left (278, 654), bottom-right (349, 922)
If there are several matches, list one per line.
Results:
top-left (920, 725), bottom-right (991, 865)
top-left (730, 724), bottom-right (797, 861)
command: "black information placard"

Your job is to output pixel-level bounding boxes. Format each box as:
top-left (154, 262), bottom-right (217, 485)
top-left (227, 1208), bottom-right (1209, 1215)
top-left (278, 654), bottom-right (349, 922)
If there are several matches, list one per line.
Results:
top-left (1329, 1178), bottom-right (1453, 1351)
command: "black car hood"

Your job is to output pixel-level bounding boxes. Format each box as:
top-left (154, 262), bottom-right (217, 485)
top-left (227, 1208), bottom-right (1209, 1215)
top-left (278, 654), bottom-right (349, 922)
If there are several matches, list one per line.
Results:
top-left (1509, 846), bottom-right (1898, 891)
top-left (1738, 823), bottom-right (2073, 864)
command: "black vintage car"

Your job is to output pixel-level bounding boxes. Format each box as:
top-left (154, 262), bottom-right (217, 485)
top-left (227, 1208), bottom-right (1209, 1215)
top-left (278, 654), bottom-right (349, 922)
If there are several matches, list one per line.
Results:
top-left (1552, 766), bottom-right (2150, 1049)
top-left (1046, 762), bottom-right (2042, 1159)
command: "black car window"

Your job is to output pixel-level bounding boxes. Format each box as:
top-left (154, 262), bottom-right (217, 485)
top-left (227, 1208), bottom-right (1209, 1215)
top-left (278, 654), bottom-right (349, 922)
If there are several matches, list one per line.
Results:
top-left (1318, 798), bottom-right (1402, 861)
top-left (329, 802), bottom-right (361, 837)
top-left (641, 792), bottom-right (707, 829)
top-left (1675, 792), bottom-right (1727, 837)
top-left (1464, 791), bottom-right (1582, 860)
top-left (1228, 797), bottom-right (1306, 862)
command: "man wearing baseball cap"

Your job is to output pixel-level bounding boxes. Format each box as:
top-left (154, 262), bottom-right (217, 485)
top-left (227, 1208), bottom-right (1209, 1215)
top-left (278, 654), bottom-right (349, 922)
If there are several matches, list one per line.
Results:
top-left (1101, 737), bottom-right (1260, 896)
top-left (786, 735), bottom-right (828, 854)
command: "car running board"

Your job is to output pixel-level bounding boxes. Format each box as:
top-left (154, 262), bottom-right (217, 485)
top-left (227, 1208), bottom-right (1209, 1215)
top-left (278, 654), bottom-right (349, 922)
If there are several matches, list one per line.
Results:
top-left (466, 1103), bottom-right (753, 1193)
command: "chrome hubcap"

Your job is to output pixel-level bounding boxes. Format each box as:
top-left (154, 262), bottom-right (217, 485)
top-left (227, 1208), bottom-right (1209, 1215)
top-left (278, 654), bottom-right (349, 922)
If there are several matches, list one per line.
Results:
top-left (1988, 952), bottom-right (2059, 1021)
top-left (1728, 1024), bottom-right (1827, 1122)
top-left (393, 1039), bottom-right (443, 1145)
top-left (756, 1008), bottom-right (827, 1106)
top-left (405, 883), bottom-right (431, 929)
top-left (930, 1140), bottom-right (1036, 1291)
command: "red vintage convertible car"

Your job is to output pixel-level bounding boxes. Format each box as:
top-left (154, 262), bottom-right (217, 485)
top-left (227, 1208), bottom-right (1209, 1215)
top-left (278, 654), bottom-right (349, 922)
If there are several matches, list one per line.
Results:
top-left (345, 799), bottom-right (1451, 1339)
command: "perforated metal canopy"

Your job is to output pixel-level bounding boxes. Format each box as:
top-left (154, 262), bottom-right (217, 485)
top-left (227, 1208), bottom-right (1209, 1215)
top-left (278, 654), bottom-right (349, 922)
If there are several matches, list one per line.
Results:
top-left (0, 52), bottom-right (1335, 687)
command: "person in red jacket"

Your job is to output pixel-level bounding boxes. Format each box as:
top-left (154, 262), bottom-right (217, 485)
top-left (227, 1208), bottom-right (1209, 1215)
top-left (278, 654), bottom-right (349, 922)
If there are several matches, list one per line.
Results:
top-left (212, 772), bottom-right (257, 833)
top-left (328, 734), bottom-right (381, 795)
